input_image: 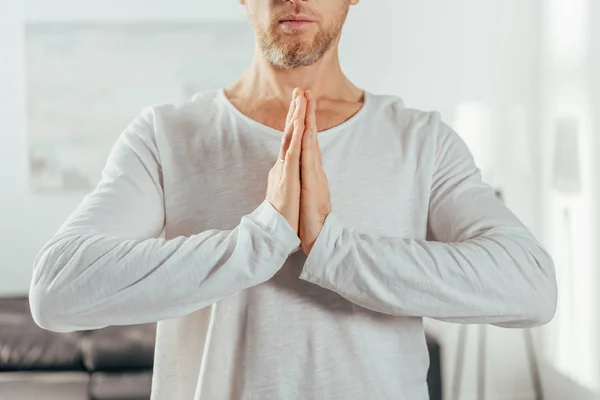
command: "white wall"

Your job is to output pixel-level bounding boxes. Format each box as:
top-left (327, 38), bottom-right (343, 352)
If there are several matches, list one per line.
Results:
top-left (1, 1), bottom-right (545, 399)
top-left (592, 2), bottom-right (600, 394)
top-left (0, 0), bottom-right (248, 297)
top-left (538, 0), bottom-right (600, 398)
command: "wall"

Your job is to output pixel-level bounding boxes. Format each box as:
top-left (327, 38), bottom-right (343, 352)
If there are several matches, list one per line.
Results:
top-left (538, 0), bottom-right (600, 398)
top-left (592, 1), bottom-right (600, 394)
top-left (0, 0), bottom-right (247, 297)
top-left (1, 1), bottom-right (544, 399)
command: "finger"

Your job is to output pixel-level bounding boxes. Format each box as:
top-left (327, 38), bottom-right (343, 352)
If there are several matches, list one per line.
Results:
top-left (304, 90), bottom-right (318, 143)
top-left (278, 100), bottom-right (297, 162)
top-left (284, 96), bottom-right (307, 176)
top-left (278, 92), bottom-right (305, 162)
top-left (285, 88), bottom-right (302, 127)
top-left (303, 90), bottom-right (320, 167)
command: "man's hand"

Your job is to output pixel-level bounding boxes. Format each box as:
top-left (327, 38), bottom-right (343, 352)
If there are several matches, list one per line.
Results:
top-left (266, 88), bottom-right (307, 234)
top-left (299, 90), bottom-right (332, 255)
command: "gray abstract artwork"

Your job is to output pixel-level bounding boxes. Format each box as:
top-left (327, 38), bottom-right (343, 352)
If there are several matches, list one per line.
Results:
top-left (26, 21), bottom-right (254, 192)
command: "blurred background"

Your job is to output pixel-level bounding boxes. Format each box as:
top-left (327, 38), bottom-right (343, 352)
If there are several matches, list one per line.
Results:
top-left (1, 0), bottom-right (599, 399)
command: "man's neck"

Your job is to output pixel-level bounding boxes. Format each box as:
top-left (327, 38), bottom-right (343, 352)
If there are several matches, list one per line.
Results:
top-left (227, 43), bottom-right (362, 103)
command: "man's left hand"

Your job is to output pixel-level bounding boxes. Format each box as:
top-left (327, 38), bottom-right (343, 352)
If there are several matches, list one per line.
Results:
top-left (299, 90), bottom-right (332, 256)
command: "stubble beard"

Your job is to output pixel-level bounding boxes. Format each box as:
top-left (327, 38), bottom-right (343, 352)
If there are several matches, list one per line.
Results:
top-left (254, 8), bottom-right (348, 70)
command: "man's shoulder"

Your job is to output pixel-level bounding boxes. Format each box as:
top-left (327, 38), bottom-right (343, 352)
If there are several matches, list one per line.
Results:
top-left (147, 89), bottom-right (222, 121)
top-left (133, 90), bottom-right (224, 142)
top-left (367, 92), bottom-right (447, 139)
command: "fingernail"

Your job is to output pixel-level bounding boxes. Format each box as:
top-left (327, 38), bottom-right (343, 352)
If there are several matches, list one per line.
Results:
top-left (296, 98), bottom-right (300, 106)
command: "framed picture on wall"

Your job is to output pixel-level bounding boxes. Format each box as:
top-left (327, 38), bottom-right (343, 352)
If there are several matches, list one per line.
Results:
top-left (25, 21), bottom-right (254, 193)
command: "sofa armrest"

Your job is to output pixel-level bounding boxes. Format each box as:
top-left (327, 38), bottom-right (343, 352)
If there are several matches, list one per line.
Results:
top-left (81, 324), bottom-right (156, 372)
top-left (0, 296), bottom-right (85, 372)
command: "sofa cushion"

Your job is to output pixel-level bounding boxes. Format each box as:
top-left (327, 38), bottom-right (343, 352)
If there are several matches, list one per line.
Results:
top-left (0, 297), bottom-right (85, 371)
top-left (89, 371), bottom-right (153, 400)
top-left (0, 328), bottom-right (85, 371)
top-left (81, 324), bottom-right (156, 372)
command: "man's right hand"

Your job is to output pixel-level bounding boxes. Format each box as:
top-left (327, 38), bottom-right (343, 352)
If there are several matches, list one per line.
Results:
top-left (266, 88), bottom-right (307, 235)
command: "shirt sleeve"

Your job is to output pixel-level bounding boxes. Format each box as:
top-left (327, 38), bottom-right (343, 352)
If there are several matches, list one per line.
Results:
top-left (299, 123), bottom-right (557, 328)
top-left (29, 108), bottom-right (300, 333)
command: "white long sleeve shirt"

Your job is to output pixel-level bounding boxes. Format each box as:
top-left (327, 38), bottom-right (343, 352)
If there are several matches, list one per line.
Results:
top-left (29, 89), bottom-right (557, 400)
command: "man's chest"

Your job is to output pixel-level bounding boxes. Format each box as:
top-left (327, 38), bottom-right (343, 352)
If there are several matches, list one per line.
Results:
top-left (160, 129), bottom-right (432, 241)
top-left (229, 97), bottom-right (364, 133)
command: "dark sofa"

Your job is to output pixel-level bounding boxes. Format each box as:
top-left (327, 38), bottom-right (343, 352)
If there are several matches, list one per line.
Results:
top-left (0, 297), bottom-right (442, 400)
top-left (0, 297), bottom-right (154, 400)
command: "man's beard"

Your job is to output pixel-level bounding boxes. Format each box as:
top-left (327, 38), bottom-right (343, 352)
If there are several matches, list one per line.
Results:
top-left (255, 9), bottom-right (348, 70)
top-left (259, 29), bottom-right (337, 70)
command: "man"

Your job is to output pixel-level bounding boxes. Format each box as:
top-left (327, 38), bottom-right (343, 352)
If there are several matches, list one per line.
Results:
top-left (29, 0), bottom-right (557, 399)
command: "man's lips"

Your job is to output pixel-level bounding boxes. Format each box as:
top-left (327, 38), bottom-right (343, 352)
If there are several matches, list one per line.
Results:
top-left (278, 15), bottom-right (315, 30)
top-left (279, 14), bottom-right (315, 23)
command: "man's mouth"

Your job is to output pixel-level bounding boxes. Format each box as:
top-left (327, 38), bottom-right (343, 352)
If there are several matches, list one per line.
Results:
top-left (278, 14), bottom-right (316, 30)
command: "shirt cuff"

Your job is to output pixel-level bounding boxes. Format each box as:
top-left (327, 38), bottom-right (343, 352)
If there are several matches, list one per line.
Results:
top-left (247, 200), bottom-right (302, 257)
top-left (299, 211), bottom-right (346, 285)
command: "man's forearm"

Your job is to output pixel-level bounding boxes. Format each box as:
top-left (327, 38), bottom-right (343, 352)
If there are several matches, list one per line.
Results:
top-left (30, 200), bottom-right (300, 332)
top-left (299, 212), bottom-right (557, 328)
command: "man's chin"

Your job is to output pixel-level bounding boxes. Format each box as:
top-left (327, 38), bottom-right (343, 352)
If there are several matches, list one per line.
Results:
top-left (271, 42), bottom-right (315, 59)
top-left (261, 33), bottom-right (330, 68)
top-left (265, 50), bottom-right (320, 70)
top-left (273, 34), bottom-right (312, 48)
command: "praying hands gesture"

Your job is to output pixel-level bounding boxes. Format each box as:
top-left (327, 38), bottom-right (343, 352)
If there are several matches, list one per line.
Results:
top-left (298, 89), bottom-right (332, 256)
top-left (265, 88), bottom-right (332, 256)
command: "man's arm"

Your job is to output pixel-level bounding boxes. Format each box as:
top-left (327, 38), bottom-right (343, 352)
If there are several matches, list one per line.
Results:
top-left (29, 107), bottom-right (301, 333)
top-left (299, 119), bottom-right (557, 328)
